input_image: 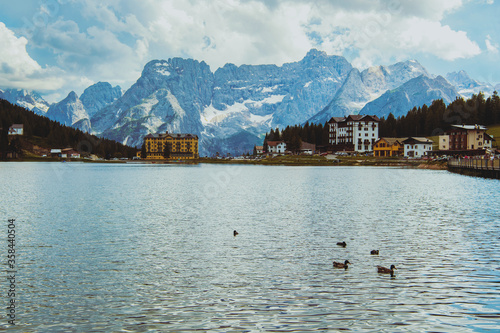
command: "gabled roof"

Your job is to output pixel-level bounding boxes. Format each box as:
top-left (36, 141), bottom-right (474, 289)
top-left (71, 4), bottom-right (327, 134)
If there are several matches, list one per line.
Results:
top-left (376, 137), bottom-right (406, 146)
top-left (300, 141), bottom-right (315, 150)
top-left (328, 116), bottom-right (345, 123)
top-left (145, 132), bottom-right (198, 139)
top-left (267, 141), bottom-right (285, 147)
top-left (166, 133), bottom-right (198, 139)
top-left (451, 124), bottom-right (487, 131)
top-left (402, 137), bottom-right (433, 144)
top-left (329, 115), bottom-right (380, 123)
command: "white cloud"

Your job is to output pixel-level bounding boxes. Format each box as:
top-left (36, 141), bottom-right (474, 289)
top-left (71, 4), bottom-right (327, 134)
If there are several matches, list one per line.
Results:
top-left (485, 35), bottom-right (498, 53)
top-left (29, 18), bottom-right (143, 91)
top-left (0, 22), bottom-right (41, 75)
top-left (0, 0), bottom-right (489, 98)
top-left (0, 22), bottom-right (64, 91)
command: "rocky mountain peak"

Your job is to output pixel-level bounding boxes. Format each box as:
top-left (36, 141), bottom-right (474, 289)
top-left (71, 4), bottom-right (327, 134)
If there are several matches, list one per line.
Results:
top-left (80, 82), bottom-right (122, 118)
top-left (0, 88), bottom-right (50, 115)
top-left (46, 91), bottom-right (88, 128)
top-left (66, 91), bottom-right (79, 101)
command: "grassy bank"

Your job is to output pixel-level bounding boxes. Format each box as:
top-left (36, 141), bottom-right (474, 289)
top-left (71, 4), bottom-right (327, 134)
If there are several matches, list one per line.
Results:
top-left (198, 155), bottom-right (448, 169)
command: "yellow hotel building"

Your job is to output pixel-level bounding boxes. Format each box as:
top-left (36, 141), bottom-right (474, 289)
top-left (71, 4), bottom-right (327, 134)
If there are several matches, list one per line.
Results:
top-left (142, 131), bottom-right (199, 160)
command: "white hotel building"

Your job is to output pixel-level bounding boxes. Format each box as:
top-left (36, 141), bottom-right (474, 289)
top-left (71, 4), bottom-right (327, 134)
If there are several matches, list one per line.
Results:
top-left (328, 115), bottom-right (380, 153)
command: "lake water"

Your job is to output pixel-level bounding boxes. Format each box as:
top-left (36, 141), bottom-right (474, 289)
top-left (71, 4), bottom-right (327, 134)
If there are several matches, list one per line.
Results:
top-left (1, 162), bottom-right (499, 332)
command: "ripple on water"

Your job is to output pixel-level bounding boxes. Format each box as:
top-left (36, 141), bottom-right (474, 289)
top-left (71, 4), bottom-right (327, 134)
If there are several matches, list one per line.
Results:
top-left (2, 163), bottom-right (499, 332)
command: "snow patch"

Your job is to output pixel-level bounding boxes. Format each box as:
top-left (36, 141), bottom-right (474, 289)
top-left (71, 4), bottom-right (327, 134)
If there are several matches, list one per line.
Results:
top-left (154, 62), bottom-right (171, 76)
top-left (304, 81), bottom-right (313, 88)
top-left (347, 101), bottom-right (368, 110)
top-left (156, 68), bottom-right (171, 76)
top-left (249, 95), bottom-right (285, 107)
top-left (201, 102), bottom-right (247, 125)
top-left (201, 95), bottom-right (284, 125)
top-left (249, 113), bottom-right (273, 123)
top-left (139, 95), bottom-right (159, 114)
top-left (144, 116), bottom-right (164, 133)
top-left (260, 85), bottom-right (279, 93)
top-left (166, 90), bottom-right (185, 117)
top-left (123, 135), bottom-right (132, 146)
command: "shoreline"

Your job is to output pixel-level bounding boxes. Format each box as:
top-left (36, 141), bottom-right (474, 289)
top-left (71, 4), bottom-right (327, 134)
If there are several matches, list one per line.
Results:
top-left (0, 155), bottom-right (449, 169)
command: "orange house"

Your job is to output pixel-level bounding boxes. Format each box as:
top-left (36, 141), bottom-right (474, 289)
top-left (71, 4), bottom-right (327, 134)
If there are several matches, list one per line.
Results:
top-left (373, 138), bottom-right (405, 157)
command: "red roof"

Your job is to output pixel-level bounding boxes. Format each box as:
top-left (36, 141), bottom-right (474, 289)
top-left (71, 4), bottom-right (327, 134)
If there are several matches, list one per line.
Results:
top-left (267, 141), bottom-right (284, 147)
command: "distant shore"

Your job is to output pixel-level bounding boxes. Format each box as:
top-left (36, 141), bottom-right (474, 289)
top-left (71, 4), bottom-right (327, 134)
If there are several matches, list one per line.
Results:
top-left (1, 155), bottom-right (449, 169)
top-left (198, 156), bottom-right (448, 169)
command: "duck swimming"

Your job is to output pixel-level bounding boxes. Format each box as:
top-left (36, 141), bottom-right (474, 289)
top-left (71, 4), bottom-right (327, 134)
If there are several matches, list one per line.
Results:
top-left (336, 241), bottom-right (346, 247)
top-left (333, 260), bottom-right (350, 269)
top-left (370, 250), bottom-right (379, 255)
top-left (233, 230), bottom-right (239, 236)
top-left (377, 265), bottom-right (396, 276)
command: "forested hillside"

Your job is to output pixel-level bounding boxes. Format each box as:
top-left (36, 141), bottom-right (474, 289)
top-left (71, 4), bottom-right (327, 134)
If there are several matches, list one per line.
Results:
top-left (0, 99), bottom-right (137, 159)
top-left (379, 92), bottom-right (500, 137)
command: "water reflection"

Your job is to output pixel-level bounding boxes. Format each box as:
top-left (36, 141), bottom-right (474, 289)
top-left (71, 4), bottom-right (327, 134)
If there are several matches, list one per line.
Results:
top-left (0, 163), bottom-right (498, 332)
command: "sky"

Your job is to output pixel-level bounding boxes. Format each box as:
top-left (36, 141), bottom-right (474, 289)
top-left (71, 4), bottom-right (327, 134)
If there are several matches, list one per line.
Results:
top-left (0, 0), bottom-right (498, 102)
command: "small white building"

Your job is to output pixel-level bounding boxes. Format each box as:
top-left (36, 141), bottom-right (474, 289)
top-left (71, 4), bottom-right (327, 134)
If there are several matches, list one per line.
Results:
top-left (403, 137), bottom-right (433, 158)
top-left (267, 141), bottom-right (287, 154)
top-left (8, 124), bottom-right (23, 135)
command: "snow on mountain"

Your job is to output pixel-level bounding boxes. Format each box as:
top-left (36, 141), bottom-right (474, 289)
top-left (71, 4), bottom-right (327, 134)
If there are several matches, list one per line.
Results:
top-left (308, 60), bottom-right (430, 124)
top-left (0, 88), bottom-right (50, 115)
top-left (91, 58), bottom-right (212, 153)
top-left (359, 75), bottom-right (459, 119)
top-left (309, 68), bottom-right (372, 124)
top-left (445, 70), bottom-right (495, 98)
top-left (46, 91), bottom-right (90, 131)
top-left (80, 82), bottom-right (123, 118)
top-left (362, 60), bottom-right (430, 95)
top-left (5, 49), bottom-right (494, 156)
top-left (90, 50), bottom-right (353, 155)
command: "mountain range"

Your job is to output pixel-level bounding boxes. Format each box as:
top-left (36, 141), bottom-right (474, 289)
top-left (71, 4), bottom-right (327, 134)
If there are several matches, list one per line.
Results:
top-left (1, 49), bottom-right (499, 156)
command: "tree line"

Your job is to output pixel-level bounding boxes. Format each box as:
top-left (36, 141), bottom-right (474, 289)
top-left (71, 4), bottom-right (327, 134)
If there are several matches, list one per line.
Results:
top-left (379, 92), bottom-right (500, 137)
top-left (263, 122), bottom-right (329, 152)
top-left (262, 92), bottom-right (500, 151)
top-left (0, 99), bottom-right (138, 159)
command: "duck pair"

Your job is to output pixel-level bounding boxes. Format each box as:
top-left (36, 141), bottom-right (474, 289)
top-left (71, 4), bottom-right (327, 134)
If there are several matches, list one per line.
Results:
top-left (333, 260), bottom-right (397, 276)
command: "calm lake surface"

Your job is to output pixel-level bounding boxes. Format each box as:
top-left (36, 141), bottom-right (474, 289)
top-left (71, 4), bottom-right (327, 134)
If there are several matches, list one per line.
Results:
top-left (1, 162), bottom-right (499, 332)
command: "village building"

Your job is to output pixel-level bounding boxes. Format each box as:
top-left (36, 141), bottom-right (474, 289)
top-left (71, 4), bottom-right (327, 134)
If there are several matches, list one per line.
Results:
top-left (373, 138), bottom-right (405, 157)
top-left (328, 115), bottom-right (380, 153)
top-left (439, 124), bottom-right (493, 151)
top-left (267, 141), bottom-right (287, 154)
top-left (403, 137), bottom-right (434, 158)
top-left (255, 146), bottom-right (264, 155)
top-left (50, 148), bottom-right (81, 158)
top-left (142, 131), bottom-right (199, 160)
top-left (300, 141), bottom-right (316, 155)
top-left (8, 124), bottom-right (23, 135)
